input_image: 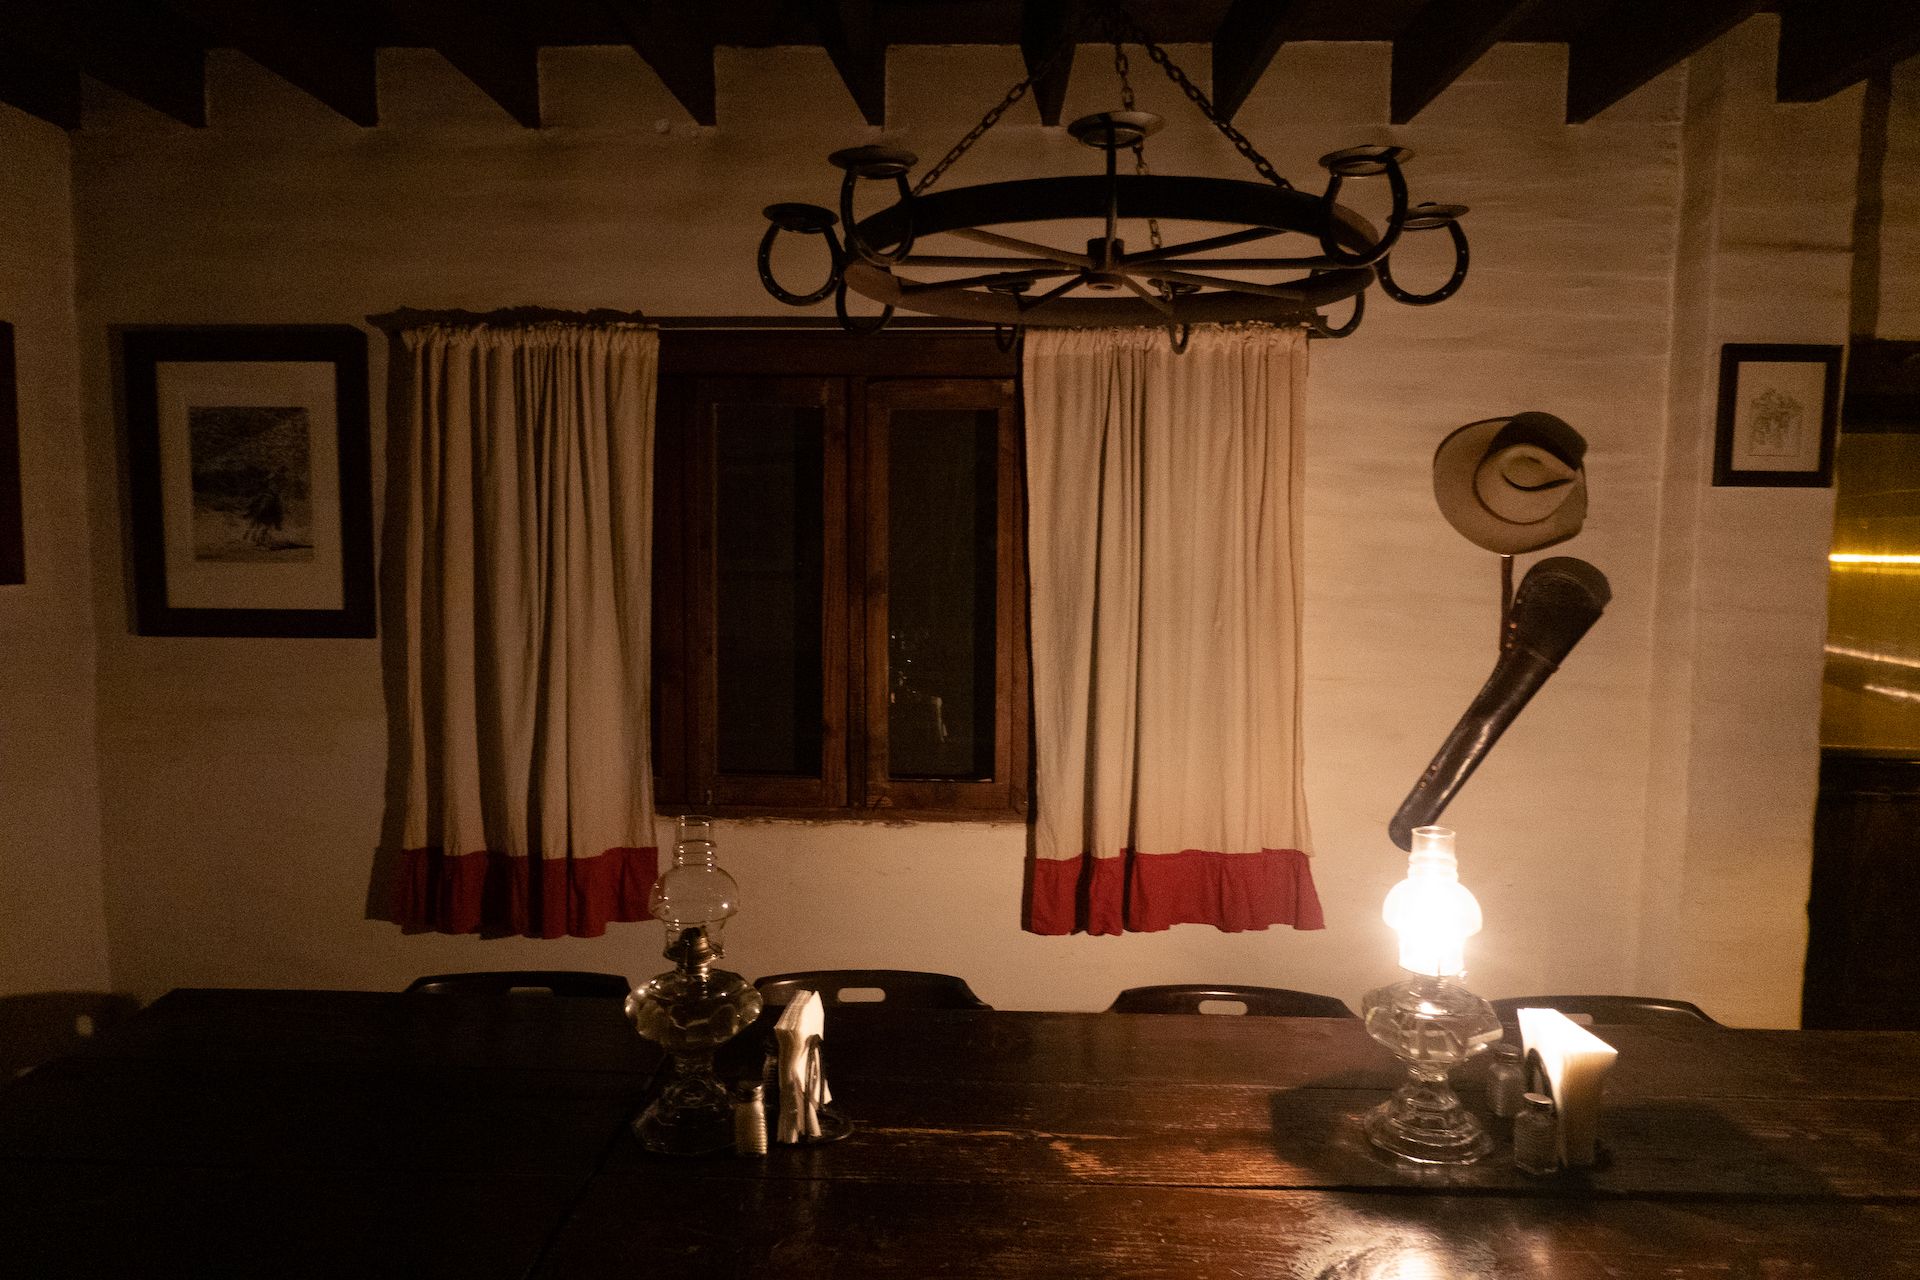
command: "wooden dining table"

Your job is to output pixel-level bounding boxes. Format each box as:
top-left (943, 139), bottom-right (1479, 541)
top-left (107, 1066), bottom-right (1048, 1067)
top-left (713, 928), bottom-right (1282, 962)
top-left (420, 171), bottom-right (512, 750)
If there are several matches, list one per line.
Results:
top-left (2, 987), bottom-right (1917, 1278)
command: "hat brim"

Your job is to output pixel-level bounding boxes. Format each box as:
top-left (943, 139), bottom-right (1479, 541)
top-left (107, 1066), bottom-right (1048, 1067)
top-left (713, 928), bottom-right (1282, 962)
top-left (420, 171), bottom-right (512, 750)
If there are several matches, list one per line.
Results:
top-left (1432, 416), bottom-right (1588, 554)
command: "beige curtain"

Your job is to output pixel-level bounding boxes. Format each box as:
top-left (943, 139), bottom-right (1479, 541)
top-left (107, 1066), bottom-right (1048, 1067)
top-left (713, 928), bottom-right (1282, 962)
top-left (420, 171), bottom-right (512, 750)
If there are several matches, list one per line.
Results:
top-left (391, 323), bottom-right (658, 937)
top-left (1023, 325), bottom-right (1323, 934)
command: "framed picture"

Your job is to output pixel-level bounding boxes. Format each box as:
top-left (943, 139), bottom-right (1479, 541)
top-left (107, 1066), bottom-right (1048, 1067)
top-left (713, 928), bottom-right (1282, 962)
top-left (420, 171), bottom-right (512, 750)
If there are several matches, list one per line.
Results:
top-left (1712, 343), bottom-right (1843, 488)
top-left (1, 321), bottom-right (22, 585)
top-left (120, 326), bottom-right (374, 636)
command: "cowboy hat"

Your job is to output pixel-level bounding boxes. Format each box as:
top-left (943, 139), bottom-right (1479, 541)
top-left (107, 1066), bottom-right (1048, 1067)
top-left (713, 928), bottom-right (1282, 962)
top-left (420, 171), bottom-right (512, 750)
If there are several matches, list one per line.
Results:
top-left (1432, 412), bottom-right (1588, 554)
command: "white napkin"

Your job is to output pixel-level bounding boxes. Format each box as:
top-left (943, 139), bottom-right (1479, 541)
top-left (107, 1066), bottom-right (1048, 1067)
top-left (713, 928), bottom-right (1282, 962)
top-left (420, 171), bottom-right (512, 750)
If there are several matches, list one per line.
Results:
top-left (1516, 1007), bottom-right (1618, 1167)
top-left (774, 989), bottom-right (832, 1143)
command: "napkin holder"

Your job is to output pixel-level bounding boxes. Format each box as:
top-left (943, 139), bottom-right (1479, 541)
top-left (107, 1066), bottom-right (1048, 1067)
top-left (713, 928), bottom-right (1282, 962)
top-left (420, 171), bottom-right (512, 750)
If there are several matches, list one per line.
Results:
top-left (770, 991), bottom-right (852, 1145)
top-left (1516, 1007), bottom-right (1618, 1167)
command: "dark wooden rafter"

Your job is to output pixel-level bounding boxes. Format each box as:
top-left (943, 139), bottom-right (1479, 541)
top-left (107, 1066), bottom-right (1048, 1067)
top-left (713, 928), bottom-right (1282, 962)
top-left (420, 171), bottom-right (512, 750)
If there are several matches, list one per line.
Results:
top-left (1390, 0), bottom-right (1544, 124)
top-left (165, 0), bottom-right (379, 126)
top-left (1, 0), bottom-right (205, 127)
top-left (600, 0), bottom-right (715, 125)
top-left (0, 41), bottom-right (79, 129)
top-left (1212, 0), bottom-right (1303, 122)
top-left (1020, 0), bottom-right (1077, 127)
top-left (810, 0), bottom-right (886, 126)
top-left (389, 0), bottom-right (538, 127)
top-left (1565, 0), bottom-right (1763, 124)
top-left (1777, 0), bottom-right (1920, 103)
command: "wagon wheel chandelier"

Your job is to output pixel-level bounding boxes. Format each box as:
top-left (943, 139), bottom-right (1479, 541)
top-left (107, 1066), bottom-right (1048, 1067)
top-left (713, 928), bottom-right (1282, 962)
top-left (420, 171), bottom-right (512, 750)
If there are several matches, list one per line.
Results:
top-left (756, 2), bottom-right (1470, 347)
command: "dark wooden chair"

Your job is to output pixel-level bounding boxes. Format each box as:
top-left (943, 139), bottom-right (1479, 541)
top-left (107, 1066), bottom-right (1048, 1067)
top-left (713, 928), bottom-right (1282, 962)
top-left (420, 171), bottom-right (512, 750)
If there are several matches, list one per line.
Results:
top-left (404, 970), bottom-right (632, 998)
top-left (0, 992), bottom-right (143, 1078)
top-left (755, 970), bottom-right (990, 1010)
top-left (1491, 995), bottom-right (1720, 1027)
top-left (1106, 984), bottom-right (1355, 1018)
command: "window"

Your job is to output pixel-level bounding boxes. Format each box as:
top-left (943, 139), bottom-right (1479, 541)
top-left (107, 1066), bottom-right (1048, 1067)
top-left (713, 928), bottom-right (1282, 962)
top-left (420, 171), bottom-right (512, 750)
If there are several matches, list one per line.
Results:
top-left (653, 333), bottom-right (1028, 820)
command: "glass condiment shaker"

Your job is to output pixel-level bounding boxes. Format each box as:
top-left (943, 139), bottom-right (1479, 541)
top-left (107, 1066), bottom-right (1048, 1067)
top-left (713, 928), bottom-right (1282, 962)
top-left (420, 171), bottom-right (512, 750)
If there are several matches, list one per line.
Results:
top-left (733, 1082), bottom-right (768, 1157)
top-left (1513, 1091), bottom-right (1559, 1175)
top-left (1487, 1041), bottom-right (1528, 1119)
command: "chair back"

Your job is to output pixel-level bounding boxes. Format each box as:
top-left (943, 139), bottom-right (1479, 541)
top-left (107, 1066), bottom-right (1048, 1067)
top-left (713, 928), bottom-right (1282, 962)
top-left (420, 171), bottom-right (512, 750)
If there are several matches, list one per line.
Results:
top-left (1491, 994), bottom-right (1720, 1027)
top-left (0, 992), bottom-right (142, 1078)
top-left (755, 969), bottom-right (990, 1010)
top-left (1107, 984), bottom-right (1355, 1018)
top-left (405, 971), bottom-right (632, 998)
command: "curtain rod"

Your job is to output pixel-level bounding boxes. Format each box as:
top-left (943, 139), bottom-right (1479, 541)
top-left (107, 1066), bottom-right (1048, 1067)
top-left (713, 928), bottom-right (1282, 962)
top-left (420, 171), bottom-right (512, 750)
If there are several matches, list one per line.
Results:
top-left (365, 308), bottom-right (994, 333)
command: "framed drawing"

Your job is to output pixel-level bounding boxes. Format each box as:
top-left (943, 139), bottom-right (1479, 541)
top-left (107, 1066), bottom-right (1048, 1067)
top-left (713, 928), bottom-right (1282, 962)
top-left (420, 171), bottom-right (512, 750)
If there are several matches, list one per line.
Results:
top-left (121, 326), bottom-right (374, 636)
top-left (1, 322), bottom-right (21, 585)
top-left (1712, 343), bottom-right (1843, 488)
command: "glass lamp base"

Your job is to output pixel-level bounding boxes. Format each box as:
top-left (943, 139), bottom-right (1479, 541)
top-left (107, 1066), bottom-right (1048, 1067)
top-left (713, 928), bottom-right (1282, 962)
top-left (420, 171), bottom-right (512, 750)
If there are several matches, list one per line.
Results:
top-left (1363, 1075), bottom-right (1495, 1164)
top-left (1360, 972), bottom-right (1502, 1166)
top-left (634, 1057), bottom-right (736, 1156)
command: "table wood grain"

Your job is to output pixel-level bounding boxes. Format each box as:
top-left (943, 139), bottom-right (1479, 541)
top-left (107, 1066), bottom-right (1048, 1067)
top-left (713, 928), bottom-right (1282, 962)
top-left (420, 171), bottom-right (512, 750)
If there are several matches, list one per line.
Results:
top-left (536, 1174), bottom-right (1920, 1280)
top-left (3, 991), bottom-right (1917, 1278)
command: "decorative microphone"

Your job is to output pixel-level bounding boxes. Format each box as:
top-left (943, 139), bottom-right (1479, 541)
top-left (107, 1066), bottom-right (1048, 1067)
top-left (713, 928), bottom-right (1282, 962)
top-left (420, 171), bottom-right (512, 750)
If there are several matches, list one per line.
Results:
top-left (1388, 557), bottom-right (1612, 850)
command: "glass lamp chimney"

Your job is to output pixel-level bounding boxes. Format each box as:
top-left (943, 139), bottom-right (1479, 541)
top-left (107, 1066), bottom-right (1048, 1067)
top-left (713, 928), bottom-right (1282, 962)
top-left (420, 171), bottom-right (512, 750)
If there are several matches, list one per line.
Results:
top-left (649, 815), bottom-right (740, 953)
top-left (1381, 825), bottom-right (1482, 977)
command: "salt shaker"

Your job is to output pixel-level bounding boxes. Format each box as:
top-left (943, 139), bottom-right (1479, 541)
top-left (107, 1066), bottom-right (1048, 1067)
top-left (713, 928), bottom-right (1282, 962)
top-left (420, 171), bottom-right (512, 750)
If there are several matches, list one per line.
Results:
top-left (1513, 1091), bottom-right (1559, 1175)
top-left (733, 1082), bottom-right (768, 1157)
top-left (1486, 1041), bottom-right (1528, 1119)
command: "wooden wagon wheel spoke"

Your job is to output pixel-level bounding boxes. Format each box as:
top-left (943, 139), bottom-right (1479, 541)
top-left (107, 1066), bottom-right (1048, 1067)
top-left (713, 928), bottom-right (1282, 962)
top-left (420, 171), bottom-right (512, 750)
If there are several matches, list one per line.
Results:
top-left (1123, 226), bottom-right (1284, 266)
top-left (949, 227), bottom-right (1093, 267)
top-left (1116, 275), bottom-right (1176, 316)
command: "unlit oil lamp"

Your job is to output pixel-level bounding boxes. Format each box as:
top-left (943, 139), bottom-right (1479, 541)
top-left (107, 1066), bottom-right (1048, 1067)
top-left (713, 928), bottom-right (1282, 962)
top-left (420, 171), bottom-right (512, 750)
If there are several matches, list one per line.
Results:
top-left (1360, 824), bottom-right (1502, 1164)
top-left (625, 816), bottom-right (763, 1155)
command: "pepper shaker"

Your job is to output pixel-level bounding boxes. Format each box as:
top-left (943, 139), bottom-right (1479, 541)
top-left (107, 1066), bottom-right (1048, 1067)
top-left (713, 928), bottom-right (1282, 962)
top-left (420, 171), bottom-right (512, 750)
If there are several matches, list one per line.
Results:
top-left (1486, 1041), bottom-right (1528, 1119)
top-left (733, 1082), bottom-right (768, 1157)
top-left (1513, 1091), bottom-right (1559, 1175)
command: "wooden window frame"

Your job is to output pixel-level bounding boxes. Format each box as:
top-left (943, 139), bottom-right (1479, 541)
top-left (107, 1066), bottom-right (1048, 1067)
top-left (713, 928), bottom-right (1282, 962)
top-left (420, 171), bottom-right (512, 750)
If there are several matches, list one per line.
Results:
top-left (860, 377), bottom-right (1028, 816)
top-left (653, 332), bottom-right (1028, 823)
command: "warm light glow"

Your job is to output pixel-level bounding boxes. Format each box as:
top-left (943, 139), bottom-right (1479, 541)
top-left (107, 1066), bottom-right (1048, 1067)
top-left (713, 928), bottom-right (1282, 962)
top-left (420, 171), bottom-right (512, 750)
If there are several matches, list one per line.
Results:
top-left (1826, 643), bottom-right (1920, 672)
top-left (1829, 552), bottom-right (1920, 565)
top-left (1865, 683), bottom-right (1920, 704)
top-left (1381, 826), bottom-right (1482, 977)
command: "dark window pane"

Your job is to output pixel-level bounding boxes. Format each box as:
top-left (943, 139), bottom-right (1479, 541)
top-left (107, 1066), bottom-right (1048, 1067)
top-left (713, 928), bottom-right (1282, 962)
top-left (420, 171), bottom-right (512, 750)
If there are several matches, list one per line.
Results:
top-left (715, 403), bottom-right (824, 776)
top-left (887, 408), bottom-right (997, 781)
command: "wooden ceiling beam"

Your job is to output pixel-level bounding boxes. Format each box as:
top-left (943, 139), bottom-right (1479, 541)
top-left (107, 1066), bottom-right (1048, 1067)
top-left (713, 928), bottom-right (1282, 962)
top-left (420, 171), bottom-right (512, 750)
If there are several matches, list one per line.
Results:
top-left (1390, 0), bottom-right (1545, 124)
top-left (1565, 0), bottom-right (1762, 124)
top-left (0, 43), bottom-right (79, 130)
top-left (1020, 0), bottom-right (1078, 127)
top-left (1777, 0), bottom-right (1920, 104)
top-left (2, 0), bottom-right (205, 127)
top-left (600, 0), bottom-right (715, 125)
top-left (1212, 0), bottom-right (1304, 123)
top-left (80, 0), bottom-right (207, 127)
top-left (810, 0), bottom-right (886, 126)
top-left (166, 0), bottom-right (379, 126)
top-left (389, 0), bottom-right (540, 127)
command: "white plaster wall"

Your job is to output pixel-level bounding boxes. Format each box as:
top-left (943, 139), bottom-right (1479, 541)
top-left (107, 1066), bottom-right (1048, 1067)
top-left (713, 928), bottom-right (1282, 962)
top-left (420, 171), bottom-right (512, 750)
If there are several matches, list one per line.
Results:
top-left (1640, 21), bottom-right (1860, 1026)
top-left (0, 106), bottom-right (112, 996)
top-left (66, 31), bottom-right (1844, 1020)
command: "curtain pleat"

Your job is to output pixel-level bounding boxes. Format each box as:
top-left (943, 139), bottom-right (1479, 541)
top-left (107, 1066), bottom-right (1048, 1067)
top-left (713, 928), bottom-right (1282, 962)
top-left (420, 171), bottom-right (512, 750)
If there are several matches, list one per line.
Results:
top-left (392, 323), bottom-right (658, 937)
top-left (1022, 325), bottom-right (1323, 935)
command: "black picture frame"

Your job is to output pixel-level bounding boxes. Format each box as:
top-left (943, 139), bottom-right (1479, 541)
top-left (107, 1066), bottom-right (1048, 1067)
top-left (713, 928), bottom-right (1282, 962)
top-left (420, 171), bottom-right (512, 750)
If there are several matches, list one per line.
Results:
top-left (1712, 342), bottom-right (1843, 488)
top-left (0, 322), bottom-right (22, 585)
top-left (120, 326), bottom-right (374, 636)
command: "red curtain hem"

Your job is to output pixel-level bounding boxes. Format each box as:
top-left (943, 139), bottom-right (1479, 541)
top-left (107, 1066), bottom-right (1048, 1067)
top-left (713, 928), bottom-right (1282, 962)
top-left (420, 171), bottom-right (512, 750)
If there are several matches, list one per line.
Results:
top-left (393, 845), bottom-right (658, 939)
top-left (1024, 848), bottom-right (1325, 936)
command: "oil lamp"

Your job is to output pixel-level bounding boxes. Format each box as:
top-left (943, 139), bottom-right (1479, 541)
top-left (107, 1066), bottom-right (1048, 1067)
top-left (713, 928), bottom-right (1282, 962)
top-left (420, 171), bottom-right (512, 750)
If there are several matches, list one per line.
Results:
top-left (625, 815), bottom-right (763, 1155)
top-left (1360, 824), bottom-right (1502, 1163)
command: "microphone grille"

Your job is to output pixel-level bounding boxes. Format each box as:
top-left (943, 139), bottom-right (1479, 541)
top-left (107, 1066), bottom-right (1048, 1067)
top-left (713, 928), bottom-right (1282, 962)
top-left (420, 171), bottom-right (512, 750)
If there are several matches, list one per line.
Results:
top-left (1508, 556), bottom-right (1611, 663)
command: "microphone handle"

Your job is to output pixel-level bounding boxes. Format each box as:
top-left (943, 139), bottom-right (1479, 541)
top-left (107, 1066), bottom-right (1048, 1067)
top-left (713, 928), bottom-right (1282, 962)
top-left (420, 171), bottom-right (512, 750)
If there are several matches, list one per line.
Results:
top-left (1388, 648), bottom-right (1560, 851)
